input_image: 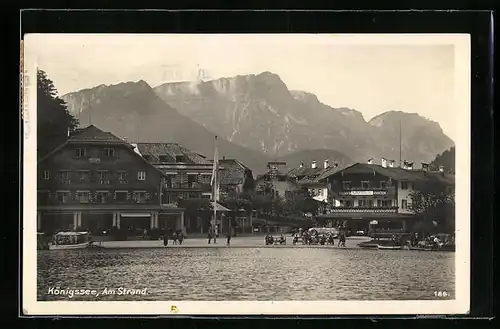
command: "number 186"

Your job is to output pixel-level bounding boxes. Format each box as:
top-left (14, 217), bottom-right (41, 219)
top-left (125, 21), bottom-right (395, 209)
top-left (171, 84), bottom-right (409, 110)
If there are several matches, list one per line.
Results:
top-left (434, 291), bottom-right (449, 297)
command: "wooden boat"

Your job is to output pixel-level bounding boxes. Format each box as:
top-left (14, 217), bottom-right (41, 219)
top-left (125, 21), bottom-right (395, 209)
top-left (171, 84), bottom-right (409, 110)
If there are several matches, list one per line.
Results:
top-left (377, 245), bottom-right (402, 250)
top-left (49, 231), bottom-right (92, 250)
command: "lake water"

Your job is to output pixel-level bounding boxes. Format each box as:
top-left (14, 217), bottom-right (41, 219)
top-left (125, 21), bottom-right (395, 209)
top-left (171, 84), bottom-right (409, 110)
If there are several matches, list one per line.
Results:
top-left (37, 247), bottom-right (455, 301)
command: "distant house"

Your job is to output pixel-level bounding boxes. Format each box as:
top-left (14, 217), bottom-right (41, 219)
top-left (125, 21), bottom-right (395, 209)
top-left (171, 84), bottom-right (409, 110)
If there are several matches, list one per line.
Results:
top-left (288, 160), bottom-right (343, 203)
top-left (218, 158), bottom-right (255, 199)
top-left (255, 165), bottom-right (300, 199)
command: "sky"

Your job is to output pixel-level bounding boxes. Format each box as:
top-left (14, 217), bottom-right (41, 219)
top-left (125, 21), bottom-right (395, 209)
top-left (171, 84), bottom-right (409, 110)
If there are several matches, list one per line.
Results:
top-left (25, 34), bottom-right (463, 141)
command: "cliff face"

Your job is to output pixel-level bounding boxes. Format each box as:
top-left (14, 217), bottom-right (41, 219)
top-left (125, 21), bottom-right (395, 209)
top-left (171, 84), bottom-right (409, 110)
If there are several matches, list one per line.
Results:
top-left (62, 81), bottom-right (272, 173)
top-left (62, 71), bottom-right (455, 174)
top-left (153, 72), bottom-right (454, 164)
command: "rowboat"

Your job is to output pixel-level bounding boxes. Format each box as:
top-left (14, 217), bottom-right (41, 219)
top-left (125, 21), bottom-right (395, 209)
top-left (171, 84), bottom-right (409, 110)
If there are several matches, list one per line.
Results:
top-left (49, 231), bottom-right (92, 250)
top-left (377, 245), bottom-right (401, 250)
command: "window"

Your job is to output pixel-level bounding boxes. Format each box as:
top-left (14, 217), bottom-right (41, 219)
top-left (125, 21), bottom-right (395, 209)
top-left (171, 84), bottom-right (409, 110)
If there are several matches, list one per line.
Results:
top-left (401, 181), bottom-right (408, 190)
top-left (137, 171), bottom-right (146, 181)
top-left (56, 191), bottom-right (70, 203)
top-left (115, 191), bottom-right (128, 202)
top-left (75, 148), bottom-right (86, 158)
top-left (318, 188), bottom-right (324, 196)
top-left (380, 181), bottom-right (387, 189)
top-left (175, 155), bottom-right (185, 163)
top-left (76, 191), bottom-right (90, 203)
top-left (159, 155), bottom-right (169, 163)
top-left (342, 181), bottom-right (351, 189)
top-left (377, 199), bottom-right (382, 207)
top-left (117, 171), bottom-right (128, 184)
top-left (401, 199), bottom-right (408, 209)
top-left (133, 191), bottom-right (147, 203)
top-left (381, 200), bottom-right (391, 207)
top-left (43, 170), bottom-right (50, 180)
top-left (368, 200), bottom-right (374, 208)
top-left (59, 170), bottom-right (70, 184)
top-left (96, 191), bottom-right (109, 203)
top-left (202, 194), bottom-right (211, 199)
top-left (344, 200), bottom-right (352, 207)
top-left (100, 148), bottom-right (116, 157)
top-left (361, 181), bottom-right (370, 189)
top-left (98, 171), bottom-right (109, 184)
top-left (358, 199), bottom-right (367, 207)
top-left (77, 170), bottom-right (90, 182)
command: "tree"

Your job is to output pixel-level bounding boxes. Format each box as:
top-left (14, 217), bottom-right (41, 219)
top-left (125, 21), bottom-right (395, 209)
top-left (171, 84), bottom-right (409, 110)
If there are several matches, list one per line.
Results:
top-left (37, 69), bottom-right (79, 158)
top-left (409, 180), bottom-right (455, 234)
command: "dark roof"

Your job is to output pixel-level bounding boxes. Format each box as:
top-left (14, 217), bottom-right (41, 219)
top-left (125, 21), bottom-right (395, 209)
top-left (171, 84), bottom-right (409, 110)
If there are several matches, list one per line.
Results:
top-left (38, 125), bottom-right (132, 164)
top-left (135, 143), bottom-right (212, 165)
top-left (288, 166), bottom-right (321, 178)
top-left (317, 162), bottom-right (455, 185)
top-left (68, 125), bottom-right (126, 144)
top-left (219, 159), bottom-right (253, 185)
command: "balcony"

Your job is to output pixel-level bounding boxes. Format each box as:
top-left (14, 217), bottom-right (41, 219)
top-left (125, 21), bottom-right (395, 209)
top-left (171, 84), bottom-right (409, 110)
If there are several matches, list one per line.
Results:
top-left (331, 186), bottom-right (396, 197)
top-left (329, 206), bottom-right (399, 213)
top-left (98, 180), bottom-right (111, 185)
top-left (164, 182), bottom-right (205, 190)
top-left (59, 179), bottom-right (71, 185)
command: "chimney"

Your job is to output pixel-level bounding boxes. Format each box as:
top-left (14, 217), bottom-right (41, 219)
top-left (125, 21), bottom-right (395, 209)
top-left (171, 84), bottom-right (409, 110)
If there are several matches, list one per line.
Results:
top-left (324, 159), bottom-right (329, 169)
top-left (439, 165), bottom-right (444, 172)
top-left (421, 162), bottom-right (429, 171)
top-left (311, 161), bottom-right (317, 169)
top-left (367, 158), bottom-right (373, 165)
top-left (407, 162), bottom-right (414, 170)
top-left (389, 160), bottom-right (395, 168)
top-left (299, 162), bottom-right (304, 168)
top-left (333, 162), bottom-right (339, 168)
top-left (381, 157), bottom-right (387, 168)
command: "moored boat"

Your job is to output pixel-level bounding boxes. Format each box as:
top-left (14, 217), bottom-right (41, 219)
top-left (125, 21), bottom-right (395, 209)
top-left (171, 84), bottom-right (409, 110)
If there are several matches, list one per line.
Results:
top-left (49, 231), bottom-right (92, 250)
top-left (377, 245), bottom-right (402, 250)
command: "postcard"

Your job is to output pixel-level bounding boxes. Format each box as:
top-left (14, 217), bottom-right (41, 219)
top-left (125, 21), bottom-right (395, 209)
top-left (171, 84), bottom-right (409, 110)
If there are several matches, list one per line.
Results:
top-left (22, 33), bottom-right (470, 315)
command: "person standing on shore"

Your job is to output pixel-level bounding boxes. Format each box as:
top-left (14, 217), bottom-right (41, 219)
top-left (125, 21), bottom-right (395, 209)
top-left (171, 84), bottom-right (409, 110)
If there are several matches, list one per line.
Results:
top-left (163, 232), bottom-right (168, 247)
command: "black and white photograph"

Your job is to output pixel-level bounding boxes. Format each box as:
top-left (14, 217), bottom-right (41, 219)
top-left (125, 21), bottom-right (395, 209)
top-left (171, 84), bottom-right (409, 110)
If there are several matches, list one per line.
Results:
top-left (22, 33), bottom-right (470, 315)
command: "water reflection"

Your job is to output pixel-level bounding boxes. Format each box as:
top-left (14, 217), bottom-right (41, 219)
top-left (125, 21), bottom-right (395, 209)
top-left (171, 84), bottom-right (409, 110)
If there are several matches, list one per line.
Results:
top-left (37, 248), bottom-right (454, 301)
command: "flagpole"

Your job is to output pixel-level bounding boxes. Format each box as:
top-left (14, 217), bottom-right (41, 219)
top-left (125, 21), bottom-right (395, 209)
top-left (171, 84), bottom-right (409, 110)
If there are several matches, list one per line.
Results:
top-left (212, 136), bottom-right (218, 243)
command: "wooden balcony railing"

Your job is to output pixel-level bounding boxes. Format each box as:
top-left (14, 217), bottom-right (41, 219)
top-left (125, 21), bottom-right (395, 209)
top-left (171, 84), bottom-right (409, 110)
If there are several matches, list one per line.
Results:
top-left (328, 206), bottom-right (399, 213)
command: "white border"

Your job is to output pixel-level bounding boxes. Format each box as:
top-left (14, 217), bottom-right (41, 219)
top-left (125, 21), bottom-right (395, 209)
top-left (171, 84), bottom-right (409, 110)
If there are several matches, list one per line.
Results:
top-left (22, 33), bottom-right (470, 316)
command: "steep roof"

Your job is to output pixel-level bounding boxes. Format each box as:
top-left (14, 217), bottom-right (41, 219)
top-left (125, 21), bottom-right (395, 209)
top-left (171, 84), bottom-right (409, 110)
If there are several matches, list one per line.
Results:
top-left (317, 162), bottom-right (455, 184)
top-left (219, 159), bottom-right (253, 185)
top-left (38, 125), bottom-right (131, 164)
top-left (37, 126), bottom-right (167, 177)
top-left (68, 125), bottom-right (126, 144)
top-left (135, 143), bottom-right (212, 165)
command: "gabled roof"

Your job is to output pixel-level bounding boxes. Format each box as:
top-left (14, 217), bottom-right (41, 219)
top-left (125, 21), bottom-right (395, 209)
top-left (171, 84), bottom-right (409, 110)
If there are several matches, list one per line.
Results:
top-left (219, 159), bottom-right (253, 185)
top-left (37, 125), bottom-right (167, 177)
top-left (135, 143), bottom-right (212, 165)
top-left (69, 125), bottom-right (126, 144)
top-left (318, 163), bottom-right (423, 182)
top-left (38, 125), bottom-right (131, 164)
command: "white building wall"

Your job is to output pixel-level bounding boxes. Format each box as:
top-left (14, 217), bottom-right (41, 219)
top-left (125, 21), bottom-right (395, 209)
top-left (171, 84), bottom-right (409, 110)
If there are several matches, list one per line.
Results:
top-left (310, 187), bottom-right (328, 203)
top-left (398, 181), bottom-right (415, 214)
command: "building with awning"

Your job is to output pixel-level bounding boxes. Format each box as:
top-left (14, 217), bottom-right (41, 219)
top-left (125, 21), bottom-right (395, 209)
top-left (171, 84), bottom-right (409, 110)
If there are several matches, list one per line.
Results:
top-left (314, 159), bottom-right (455, 232)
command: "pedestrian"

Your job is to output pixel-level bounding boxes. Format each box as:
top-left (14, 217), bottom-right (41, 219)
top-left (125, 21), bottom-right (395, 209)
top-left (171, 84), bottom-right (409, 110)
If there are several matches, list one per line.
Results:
top-left (208, 229), bottom-right (212, 244)
top-left (226, 233), bottom-right (231, 246)
top-left (163, 232), bottom-right (168, 247)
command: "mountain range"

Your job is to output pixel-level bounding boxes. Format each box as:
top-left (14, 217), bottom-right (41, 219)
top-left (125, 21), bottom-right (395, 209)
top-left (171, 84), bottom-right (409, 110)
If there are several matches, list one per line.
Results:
top-left (62, 71), bottom-right (454, 174)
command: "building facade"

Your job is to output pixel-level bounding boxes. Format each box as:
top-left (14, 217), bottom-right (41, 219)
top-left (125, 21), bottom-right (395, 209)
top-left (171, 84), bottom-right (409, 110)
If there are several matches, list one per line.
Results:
top-left (316, 159), bottom-right (455, 232)
top-left (255, 164), bottom-right (301, 199)
top-left (218, 158), bottom-right (255, 199)
top-left (37, 125), bottom-right (185, 235)
top-left (134, 143), bottom-right (215, 233)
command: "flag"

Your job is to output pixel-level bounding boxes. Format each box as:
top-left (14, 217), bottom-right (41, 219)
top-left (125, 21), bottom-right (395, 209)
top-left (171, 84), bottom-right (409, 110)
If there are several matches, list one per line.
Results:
top-left (211, 136), bottom-right (219, 202)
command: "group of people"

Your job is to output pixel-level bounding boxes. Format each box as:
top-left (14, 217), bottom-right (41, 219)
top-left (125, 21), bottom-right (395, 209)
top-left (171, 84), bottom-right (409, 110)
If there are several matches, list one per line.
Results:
top-left (292, 229), bottom-right (347, 247)
top-left (265, 234), bottom-right (286, 245)
top-left (408, 232), bottom-right (454, 249)
top-left (163, 230), bottom-right (185, 246)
